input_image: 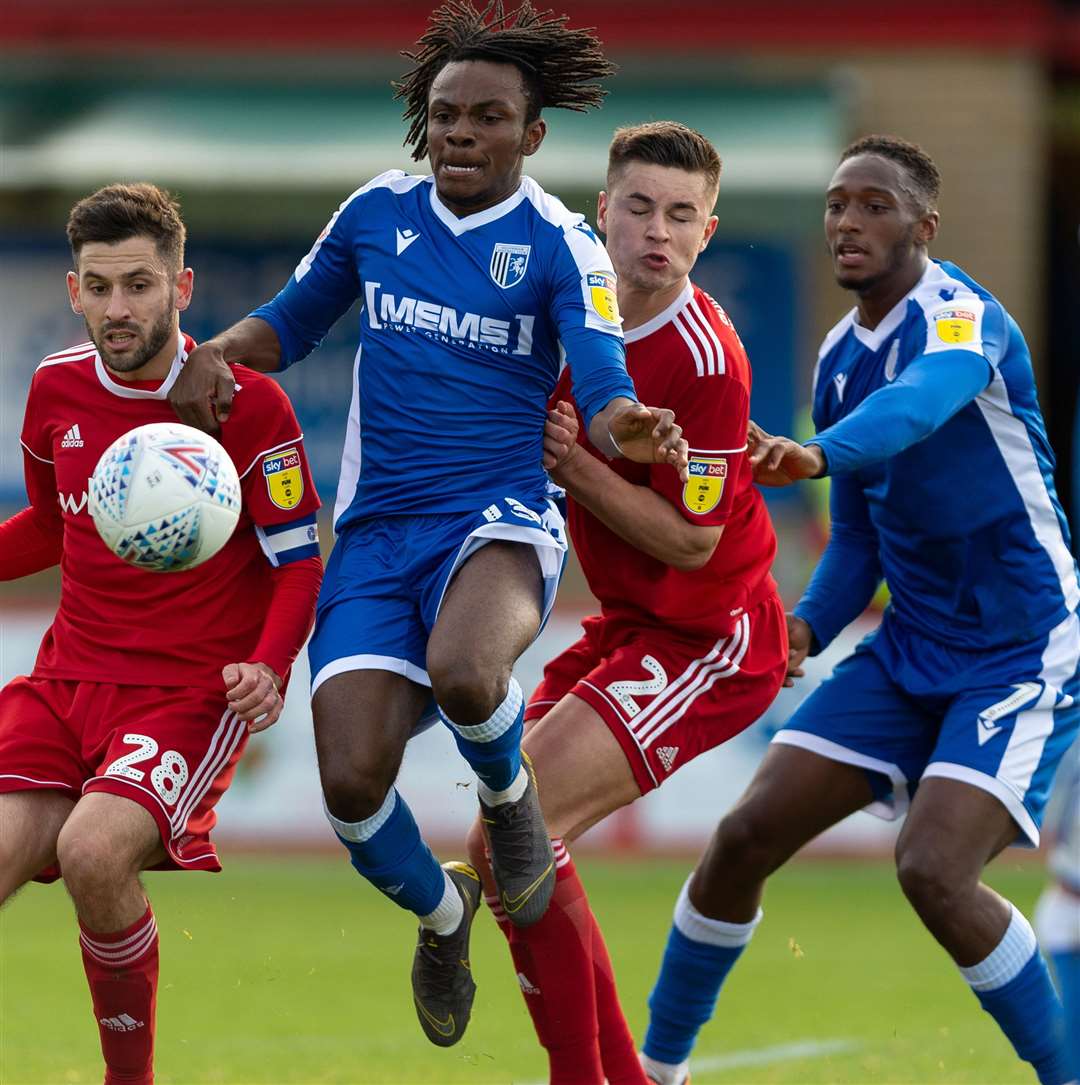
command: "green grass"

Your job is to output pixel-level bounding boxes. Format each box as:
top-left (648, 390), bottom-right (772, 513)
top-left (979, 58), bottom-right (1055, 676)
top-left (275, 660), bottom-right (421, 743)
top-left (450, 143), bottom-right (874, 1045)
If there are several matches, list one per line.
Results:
top-left (0, 855), bottom-right (1045, 1084)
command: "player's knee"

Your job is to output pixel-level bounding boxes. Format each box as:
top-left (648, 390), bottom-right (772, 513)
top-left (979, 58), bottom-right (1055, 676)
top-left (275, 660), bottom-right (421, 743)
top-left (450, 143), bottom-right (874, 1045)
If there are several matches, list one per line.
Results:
top-left (320, 760), bottom-right (396, 824)
top-left (427, 654), bottom-right (506, 724)
top-left (56, 823), bottom-right (140, 902)
top-left (895, 839), bottom-right (967, 921)
top-left (707, 805), bottom-right (786, 882)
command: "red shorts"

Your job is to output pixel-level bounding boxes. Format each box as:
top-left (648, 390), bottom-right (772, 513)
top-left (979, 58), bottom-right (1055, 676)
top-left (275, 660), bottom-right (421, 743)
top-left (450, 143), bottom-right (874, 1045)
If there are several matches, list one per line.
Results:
top-left (526, 593), bottom-right (788, 792)
top-left (0, 676), bottom-right (248, 875)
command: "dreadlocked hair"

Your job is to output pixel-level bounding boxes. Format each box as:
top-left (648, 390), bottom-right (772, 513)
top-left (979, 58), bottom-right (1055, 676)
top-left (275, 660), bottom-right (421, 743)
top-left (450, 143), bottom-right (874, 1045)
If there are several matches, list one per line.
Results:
top-left (394, 0), bottom-right (617, 160)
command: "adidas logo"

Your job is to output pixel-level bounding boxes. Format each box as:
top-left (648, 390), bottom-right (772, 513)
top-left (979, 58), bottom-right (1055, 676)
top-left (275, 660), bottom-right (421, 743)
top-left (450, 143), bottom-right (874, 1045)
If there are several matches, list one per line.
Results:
top-left (99, 1013), bottom-right (144, 1032)
top-left (517, 971), bottom-right (540, 995)
top-left (656, 746), bottom-right (679, 772)
top-left (61, 423), bottom-right (84, 448)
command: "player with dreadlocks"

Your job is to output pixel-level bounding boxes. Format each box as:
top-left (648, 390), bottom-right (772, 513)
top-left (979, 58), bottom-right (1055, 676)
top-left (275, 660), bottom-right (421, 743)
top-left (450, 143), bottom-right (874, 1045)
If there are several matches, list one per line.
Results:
top-left (170, 0), bottom-right (689, 1049)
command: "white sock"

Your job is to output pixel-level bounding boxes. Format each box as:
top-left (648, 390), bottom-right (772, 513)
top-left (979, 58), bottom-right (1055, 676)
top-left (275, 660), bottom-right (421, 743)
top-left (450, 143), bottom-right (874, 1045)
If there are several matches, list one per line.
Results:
top-left (640, 1051), bottom-right (689, 1085)
top-left (419, 870), bottom-right (464, 935)
top-left (478, 764), bottom-right (528, 806)
top-left (673, 875), bottom-right (763, 946)
top-left (958, 903), bottom-right (1038, 991)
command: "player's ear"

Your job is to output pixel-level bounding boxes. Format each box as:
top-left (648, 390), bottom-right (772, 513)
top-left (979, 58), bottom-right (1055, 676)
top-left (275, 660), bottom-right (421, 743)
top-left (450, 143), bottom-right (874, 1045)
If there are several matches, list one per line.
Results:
top-left (174, 268), bottom-right (194, 312)
top-left (521, 116), bottom-right (546, 158)
top-left (596, 191), bottom-right (609, 233)
top-left (700, 214), bottom-right (719, 252)
top-left (67, 270), bottom-right (83, 314)
top-left (918, 210), bottom-right (939, 247)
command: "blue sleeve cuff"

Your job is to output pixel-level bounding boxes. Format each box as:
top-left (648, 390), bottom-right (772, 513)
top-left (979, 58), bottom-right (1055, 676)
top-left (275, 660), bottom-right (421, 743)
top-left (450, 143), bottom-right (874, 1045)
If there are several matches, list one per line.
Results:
top-left (562, 328), bottom-right (636, 430)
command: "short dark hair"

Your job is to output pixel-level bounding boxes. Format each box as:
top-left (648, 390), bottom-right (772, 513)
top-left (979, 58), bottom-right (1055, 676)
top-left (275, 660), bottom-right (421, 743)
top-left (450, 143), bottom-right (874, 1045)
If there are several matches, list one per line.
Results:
top-left (394, 0), bottom-right (617, 161)
top-left (607, 121), bottom-right (722, 196)
top-left (839, 134), bottom-right (941, 213)
top-left (66, 183), bottom-right (186, 268)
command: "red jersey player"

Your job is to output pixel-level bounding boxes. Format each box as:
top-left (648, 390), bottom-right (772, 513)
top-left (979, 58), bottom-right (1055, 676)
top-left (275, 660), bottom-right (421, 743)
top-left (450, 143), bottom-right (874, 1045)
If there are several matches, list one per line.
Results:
top-left (465, 122), bottom-right (788, 1084)
top-left (0, 184), bottom-right (322, 1085)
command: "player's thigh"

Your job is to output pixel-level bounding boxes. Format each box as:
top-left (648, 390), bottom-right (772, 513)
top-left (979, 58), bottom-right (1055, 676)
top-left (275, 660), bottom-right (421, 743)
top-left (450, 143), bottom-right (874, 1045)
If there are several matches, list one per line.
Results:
top-left (896, 776), bottom-right (1016, 889)
top-left (522, 693), bottom-right (641, 841)
top-left (312, 668), bottom-right (429, 796)
top-left (773, 636), bottom-right (939, 819)
top-left (56, 791), bottom-right (165, 886)
top-left (428, 540), bottom-right (544, 679)
top-left (0, 790), bottom-right (75, 900)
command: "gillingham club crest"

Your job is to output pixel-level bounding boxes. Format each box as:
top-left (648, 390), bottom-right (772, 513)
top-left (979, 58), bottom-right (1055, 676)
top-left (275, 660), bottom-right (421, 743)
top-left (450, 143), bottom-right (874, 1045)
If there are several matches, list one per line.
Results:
top-left (490, 243), bottom-right (531, 289)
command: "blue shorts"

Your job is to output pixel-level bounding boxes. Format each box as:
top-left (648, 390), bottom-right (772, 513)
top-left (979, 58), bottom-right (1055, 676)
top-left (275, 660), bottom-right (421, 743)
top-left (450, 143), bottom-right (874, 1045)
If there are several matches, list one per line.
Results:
top-left (308, 495), bottom-right (567, 727)
top-left (774, 610), bottom-right (1080, 845)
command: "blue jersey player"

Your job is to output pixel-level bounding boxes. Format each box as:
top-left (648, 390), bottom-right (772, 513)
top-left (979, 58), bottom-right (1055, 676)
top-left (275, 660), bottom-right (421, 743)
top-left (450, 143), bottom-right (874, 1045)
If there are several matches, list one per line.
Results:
top-left (170, 1), bottom-right (688, 1050)
top-left (640, 136), bottom-right (1078, 1085)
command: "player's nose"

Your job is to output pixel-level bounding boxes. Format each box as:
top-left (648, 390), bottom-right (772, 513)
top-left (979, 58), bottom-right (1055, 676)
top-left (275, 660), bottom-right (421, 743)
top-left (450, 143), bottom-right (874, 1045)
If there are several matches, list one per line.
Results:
top-left (104, 289), bottom-right (131, 320)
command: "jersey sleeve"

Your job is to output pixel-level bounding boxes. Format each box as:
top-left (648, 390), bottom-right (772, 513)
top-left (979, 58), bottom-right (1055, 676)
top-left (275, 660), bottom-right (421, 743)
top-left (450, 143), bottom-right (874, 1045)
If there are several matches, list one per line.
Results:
top-left (651, 368), bottom-right (749, 527)
top-left (920, 287), bottom-right (1005, 366)
top-left (230, 379), bottom-right (322, 566)
top-left (249, 180), bottom-right (378, 368)
top-left (548, 224), bottom-right (636, 428)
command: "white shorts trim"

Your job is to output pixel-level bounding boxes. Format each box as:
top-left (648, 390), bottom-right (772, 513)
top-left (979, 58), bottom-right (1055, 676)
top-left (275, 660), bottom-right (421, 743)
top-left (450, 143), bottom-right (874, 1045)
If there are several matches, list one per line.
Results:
top-left (921, 761), bottom-right (1040, 847)
top-left (0, 773), bottom-right (77, 791)
top-left (310, 653), bottom-right (432, 697)
top-left (771, 730), bottom-right (911, 821)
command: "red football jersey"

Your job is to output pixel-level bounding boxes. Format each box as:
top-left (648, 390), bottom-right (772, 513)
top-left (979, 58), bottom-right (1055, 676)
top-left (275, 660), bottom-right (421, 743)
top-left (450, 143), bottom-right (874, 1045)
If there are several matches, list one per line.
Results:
top-left (555, 282), bottom-right (778, 637)
top-left (18, 333), bottom-right (320, 689)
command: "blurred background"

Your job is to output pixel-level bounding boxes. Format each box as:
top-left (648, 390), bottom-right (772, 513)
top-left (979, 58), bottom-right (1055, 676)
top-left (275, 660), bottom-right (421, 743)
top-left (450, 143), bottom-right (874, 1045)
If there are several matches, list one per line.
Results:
top-left (2, 0), bottom-right (1078, 856)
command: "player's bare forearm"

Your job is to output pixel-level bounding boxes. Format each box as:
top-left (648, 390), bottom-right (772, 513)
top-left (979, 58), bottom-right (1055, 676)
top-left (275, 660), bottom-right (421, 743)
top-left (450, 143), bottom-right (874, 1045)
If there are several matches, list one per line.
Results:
top-left (586, 397), bottom-right (636, 457)
top-left (170, 318), bottom-right (282, 432)
top-left (553, 449), bottom-right (721, 571)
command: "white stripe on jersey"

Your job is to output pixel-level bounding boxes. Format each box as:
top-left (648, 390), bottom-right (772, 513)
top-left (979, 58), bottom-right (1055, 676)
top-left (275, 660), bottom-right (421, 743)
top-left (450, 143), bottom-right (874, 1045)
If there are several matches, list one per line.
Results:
top-left (680, 296), bottom-right (726, 376)
top-left (20, 440), bottom-right (54, 465)
top-left (37, 341), bottom-right (95, 369)
top-left (333, 341), bottom-right (364, 531)
top-left (673, 314), bottom-right (707, 377)
top-left (975, 371), bottom-right (1080, 612)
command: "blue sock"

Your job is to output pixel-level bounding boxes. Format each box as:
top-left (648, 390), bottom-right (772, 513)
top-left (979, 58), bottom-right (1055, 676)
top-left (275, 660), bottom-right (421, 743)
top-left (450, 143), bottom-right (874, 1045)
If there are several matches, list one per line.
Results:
top-left (643, 878), bottom-right (762, 1066)
top-left (324, 787), bottom-right (444, 916)
top-left (1048, 949), bottom-right (1080, 1080)
top-left (442, 678), bottom-right (524, 793)
top-left (961, 905), bottom-right (1072, 1085)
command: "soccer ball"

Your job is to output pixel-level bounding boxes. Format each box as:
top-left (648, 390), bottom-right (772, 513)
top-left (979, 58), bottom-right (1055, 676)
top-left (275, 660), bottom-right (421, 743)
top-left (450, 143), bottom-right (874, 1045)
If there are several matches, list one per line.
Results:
top-left (88, 421), bottom-right (242, 572)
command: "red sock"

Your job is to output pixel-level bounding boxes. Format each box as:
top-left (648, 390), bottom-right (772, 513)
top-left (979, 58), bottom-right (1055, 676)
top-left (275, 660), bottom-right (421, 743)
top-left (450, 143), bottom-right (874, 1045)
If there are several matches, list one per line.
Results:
top-left (505, 840), bottom-right (605, 1084)
top-left (592, 914), bottom-right (648, 1085)
top-left (79, 905), bottom-right (158, 1085)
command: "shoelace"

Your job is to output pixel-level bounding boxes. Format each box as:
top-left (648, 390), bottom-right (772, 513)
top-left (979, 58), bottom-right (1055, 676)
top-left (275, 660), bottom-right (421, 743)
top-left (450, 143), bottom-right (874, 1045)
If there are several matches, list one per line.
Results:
top-left (416, 933), bottom-right (464, 999)
top-left (485, 799), bottom-right (536, 871)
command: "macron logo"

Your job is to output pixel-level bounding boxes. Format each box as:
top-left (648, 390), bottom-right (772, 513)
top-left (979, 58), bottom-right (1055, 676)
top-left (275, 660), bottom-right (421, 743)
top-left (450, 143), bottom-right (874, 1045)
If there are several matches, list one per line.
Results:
top-left (396, 228), bottom-right (420, 256)
top-left (61, 424), bottom-right (84, 448)
top-left (833, 373), bottom-right (848, 403)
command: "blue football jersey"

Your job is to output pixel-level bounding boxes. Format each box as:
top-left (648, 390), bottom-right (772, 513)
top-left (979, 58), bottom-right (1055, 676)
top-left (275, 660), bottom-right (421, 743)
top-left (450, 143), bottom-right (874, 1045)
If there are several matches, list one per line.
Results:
top-left (252, 171), bottom-right (633, 529)
top-left (808, 259), bottom-right (1078, 649)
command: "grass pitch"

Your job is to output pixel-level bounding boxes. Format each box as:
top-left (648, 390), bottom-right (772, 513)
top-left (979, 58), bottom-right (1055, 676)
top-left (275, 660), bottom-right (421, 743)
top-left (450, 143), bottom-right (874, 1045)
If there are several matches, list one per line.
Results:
top-left (0, 854), bottom-right (1044, 1084)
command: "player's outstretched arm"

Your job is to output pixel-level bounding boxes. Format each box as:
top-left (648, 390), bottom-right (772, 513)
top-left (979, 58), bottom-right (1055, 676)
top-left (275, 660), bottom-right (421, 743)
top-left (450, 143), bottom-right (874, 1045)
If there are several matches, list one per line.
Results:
top-left (589, 397), bottom-right (690, 482)
top-left (170, 317), bottom-right (282, 433)
top-left (547, 402), bottom-right (720, 571)
top-left (2, 436), bottom-right (65, 579)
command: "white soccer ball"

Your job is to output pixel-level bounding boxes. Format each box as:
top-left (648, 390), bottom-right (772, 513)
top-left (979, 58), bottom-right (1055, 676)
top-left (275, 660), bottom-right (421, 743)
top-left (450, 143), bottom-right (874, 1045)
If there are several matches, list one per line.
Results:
top-left (88, 422), bottom-right (242, 572)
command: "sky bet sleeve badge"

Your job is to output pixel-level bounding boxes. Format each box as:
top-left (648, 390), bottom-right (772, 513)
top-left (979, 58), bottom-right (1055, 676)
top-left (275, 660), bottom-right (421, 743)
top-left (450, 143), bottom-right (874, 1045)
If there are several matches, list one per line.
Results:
top-left (263, 447), bottom-right (304, 510)
top-left (587, 271), bottom-right (620, 323)
top-left (683, 456), bottom-right (727, 515)
top-left (934, 308), bottom-right (977, 344)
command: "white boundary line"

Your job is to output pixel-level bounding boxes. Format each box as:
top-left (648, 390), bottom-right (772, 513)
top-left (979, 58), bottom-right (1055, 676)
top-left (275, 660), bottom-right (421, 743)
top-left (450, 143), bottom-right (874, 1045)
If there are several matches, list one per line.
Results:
top-left (522, 1037), bottom-right (859, 1085)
